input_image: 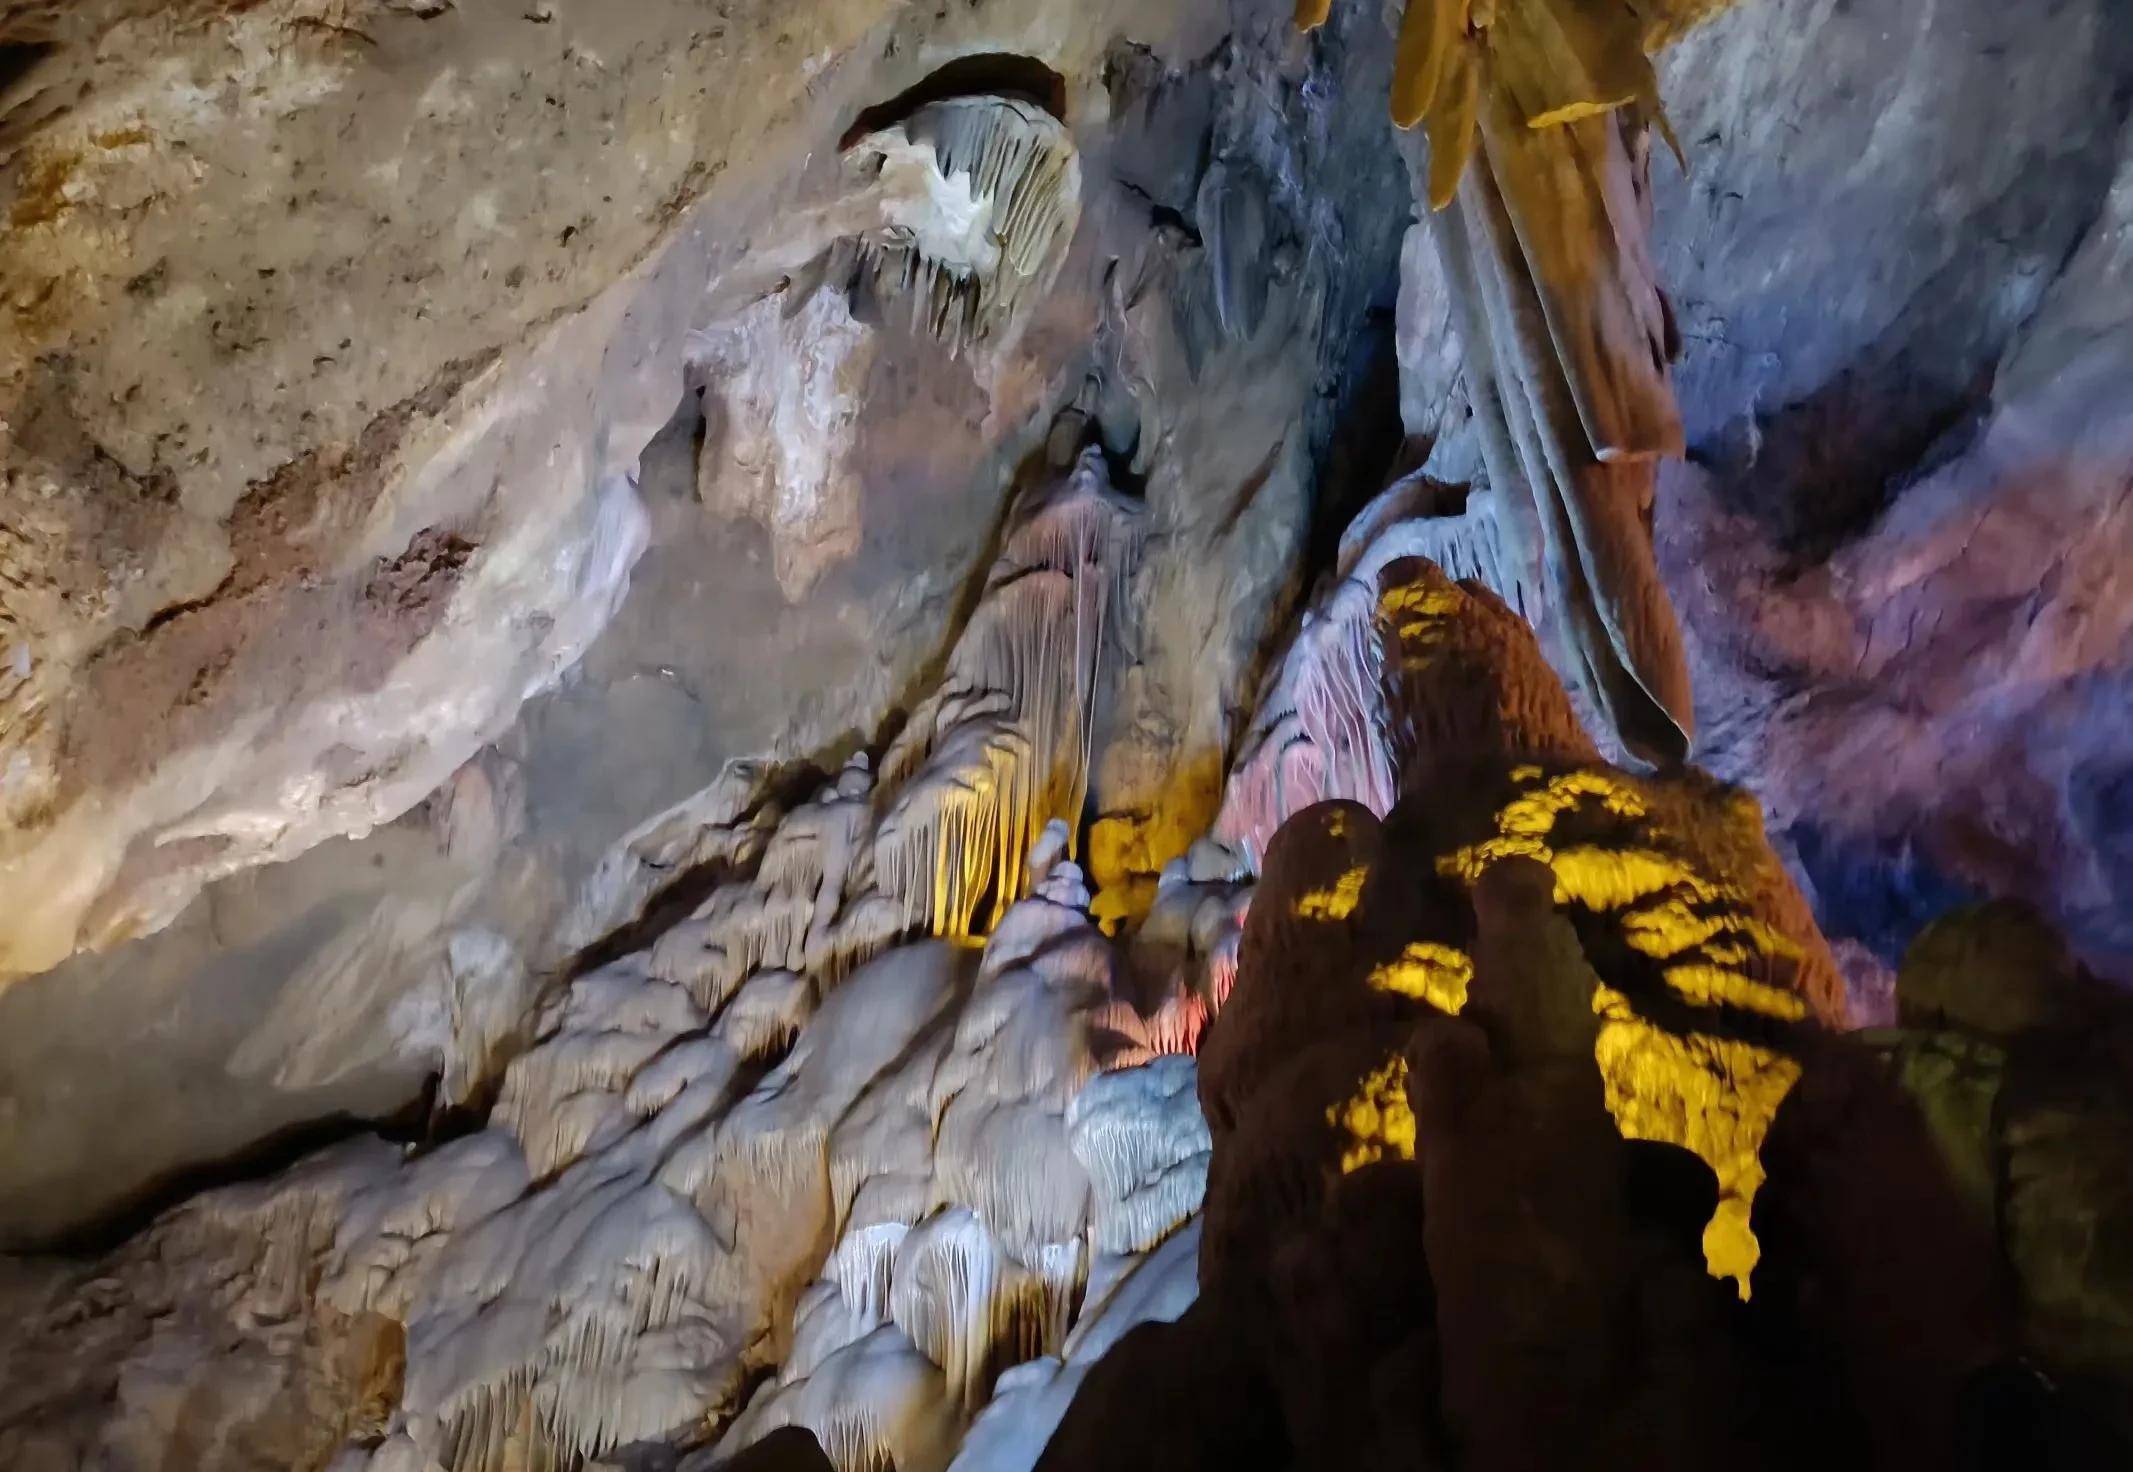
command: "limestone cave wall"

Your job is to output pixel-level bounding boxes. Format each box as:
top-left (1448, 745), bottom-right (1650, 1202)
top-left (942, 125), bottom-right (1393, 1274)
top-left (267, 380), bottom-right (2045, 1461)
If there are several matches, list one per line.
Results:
top-left (2, 0), bottom-right (2131, 1468)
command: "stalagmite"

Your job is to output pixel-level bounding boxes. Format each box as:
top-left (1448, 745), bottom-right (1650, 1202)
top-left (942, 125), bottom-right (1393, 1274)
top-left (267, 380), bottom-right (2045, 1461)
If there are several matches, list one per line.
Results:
top-left (1438, 758), bottom-right (1841, 1291)
top-left (1198, 502), bottom-right (1842, 1312)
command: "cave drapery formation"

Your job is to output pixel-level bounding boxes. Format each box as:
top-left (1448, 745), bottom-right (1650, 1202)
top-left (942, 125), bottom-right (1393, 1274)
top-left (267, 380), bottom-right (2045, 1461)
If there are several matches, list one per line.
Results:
top-left (4, 0), bottom-right (2133, 1469)
top-left (1306, 0), bottom-right (1717, 766)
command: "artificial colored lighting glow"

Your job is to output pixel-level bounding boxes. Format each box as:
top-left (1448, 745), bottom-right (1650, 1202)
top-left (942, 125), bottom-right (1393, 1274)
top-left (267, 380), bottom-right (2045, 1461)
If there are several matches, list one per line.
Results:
top-left (1330, 1055), bottom-right (1419, 1172)
top-left (1368, 941), bottom-right (1475, 1014)
top-left (1439, 766), bottom-right (1808, 1297)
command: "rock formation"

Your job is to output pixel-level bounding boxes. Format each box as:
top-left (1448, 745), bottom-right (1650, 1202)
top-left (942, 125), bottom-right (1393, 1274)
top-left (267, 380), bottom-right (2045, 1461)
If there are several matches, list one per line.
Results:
top-left (845, 94), bottom-right (1084, 356)
top-left (4, 0), bottom-right (2133, 1468)
top-left (1307, 0), bottom-right (1714, 765)
top-left (0, 450), bottom-right (1202, 1472)
top-left (1040, 538), bottom-right (2128, 1472)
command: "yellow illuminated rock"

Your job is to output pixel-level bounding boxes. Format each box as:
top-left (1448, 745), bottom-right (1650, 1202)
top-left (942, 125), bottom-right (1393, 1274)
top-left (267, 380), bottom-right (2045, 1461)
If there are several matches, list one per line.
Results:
top-left (1368, 942), bottom-right (1475, 1014)
top-left (1438, 765), bottom-right (1811, 1296)
top-left (1296, 865), bottom-right (1371, 921)
top-left (1379, 580), bottom-right (1466, 642)
top-left (1297, 0), bottom-right (1739, 204)
top-left (1593, 985), bottom-right (1801, 1297)
top-left (1329, 1056), bottom-right (1419, 1173)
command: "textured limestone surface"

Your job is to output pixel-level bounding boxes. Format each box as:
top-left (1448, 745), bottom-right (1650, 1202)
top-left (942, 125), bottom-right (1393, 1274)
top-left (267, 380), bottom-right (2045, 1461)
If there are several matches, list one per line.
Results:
top-left (10, 0), bottom-right (2126, 1240)
top-left (0, 382), bottom-right (1872, 1472)
top-left (1649, 0), bottom-right (2133, 982)
top-left (0, 0), bottom-right (1243, 979)
top-left (0, 0), bottom-right (1412, 1241)
top-left (1, 312), bottom-right (2128, 1472)
top-left (0, 439), bottom-right (1211, 1471)
top-left (4, 0), bottom-right (2133, 1466)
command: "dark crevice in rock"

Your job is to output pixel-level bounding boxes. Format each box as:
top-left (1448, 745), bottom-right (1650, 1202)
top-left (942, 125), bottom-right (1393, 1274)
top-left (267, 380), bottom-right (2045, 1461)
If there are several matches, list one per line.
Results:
top-left (16, 1088), bottom-right (433, 1260)
top-left (0, 38), bottom-right (55, 97)
top-left (1118, 181), bottom-right (1205, 247)
top-left (838, 52), bottom-right (1070, 149)
top-left (1304, 300), bottom-right (1407, 578)
top-left (552, 762), bottom-right (826, 992)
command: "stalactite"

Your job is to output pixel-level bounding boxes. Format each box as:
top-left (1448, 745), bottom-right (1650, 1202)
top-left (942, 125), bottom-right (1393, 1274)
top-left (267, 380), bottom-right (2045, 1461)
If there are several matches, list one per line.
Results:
top-left (1450, 118), bottom-right (1692, 764)
top-left (887, 1209), bottom-right (1085, 1414)
top-left (828, 1066), bottom-right (946, 1237)
top-left (728, 1324), bottom-right (957, 1472)
top-left (813, 892), bottom-right (910, 987)
top-left (358, 938), bottom-right (976, 1467)
top-left (1067, 1057), bottom-right (1212, 1256)
top-left (848, 95), bottom-right (1081, 356)
top-left (492, 972), bottom-right (709, 1181)
top-left (1302, 0), bottom-right (1737, 196)
top-left (877, 719), bottom-right (1037, 940)
top-left (393, 1152), bottom-right (737, 1472)
top-left (1355, 484), bottom-right (1542, 624)
top-left (624, 1037), bottom-right (740, 1122)
top-left (1298, 0), bottom-right (1705, 762)
top-left (714, 969), bottom-right (819, 1062)
top-left (1206, 927), bottom-right (1242, 1011)
top-left (1217, 573), bottom-right (1401, 867)
top-left (831, 1222), bottom-right (912, 1330)
top-left (1141, 992), bottom-right (1208, 1057)
top-left (873, 455), bottom-right (1142, 940)
top-left (923, 909), bottom-right (1107, 1255)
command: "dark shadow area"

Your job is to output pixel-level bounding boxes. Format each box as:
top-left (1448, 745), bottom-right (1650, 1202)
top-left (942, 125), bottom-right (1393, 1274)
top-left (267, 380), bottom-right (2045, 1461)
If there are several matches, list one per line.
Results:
top-left (1785, 820), bottom-right (1983, 966)
top-left (840, 52), bottom-right (1070, 149)
top-left (0, 40), bottom-right (56, 98)
top-left (1305, 301), bottom-right (1407, 579)
top-left (717, 1422), bottom-right (835, 1472)
top-left (20, 1088), bottom-right (431, 1259)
